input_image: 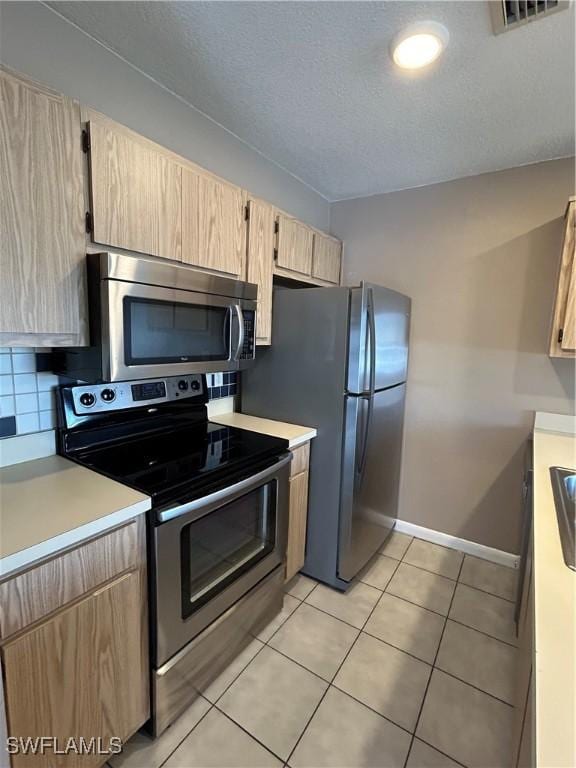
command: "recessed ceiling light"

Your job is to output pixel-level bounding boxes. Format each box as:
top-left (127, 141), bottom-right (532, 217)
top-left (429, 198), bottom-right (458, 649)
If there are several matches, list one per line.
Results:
top-left (391, 21), bottom-right (449, 71)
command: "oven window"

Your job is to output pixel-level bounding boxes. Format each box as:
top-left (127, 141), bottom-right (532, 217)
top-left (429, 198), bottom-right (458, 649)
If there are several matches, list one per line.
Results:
top-left (124, 296), bottom-right (229, 364)
top-left (181, 482), bottom-right (276, 618)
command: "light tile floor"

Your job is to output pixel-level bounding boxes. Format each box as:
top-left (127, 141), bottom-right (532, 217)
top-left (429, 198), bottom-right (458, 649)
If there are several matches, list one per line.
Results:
top-left (110, 533), bottom-right (518, 768)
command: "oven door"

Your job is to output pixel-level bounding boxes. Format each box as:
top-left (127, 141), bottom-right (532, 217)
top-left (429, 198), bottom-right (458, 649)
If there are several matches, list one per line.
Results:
top-left (153, 453), bottom-right (291, 666)
top-left (101, 280), bottom-right (256, 381)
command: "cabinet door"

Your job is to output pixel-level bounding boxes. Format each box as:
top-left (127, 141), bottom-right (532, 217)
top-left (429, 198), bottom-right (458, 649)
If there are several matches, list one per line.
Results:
top-left (560, 257), bottom-right (576, 351)
top-left (312, 233), bottom-right (342, 284)
top-left (549, 200), bottom-right (575, 357)
top-left (2, 570), bottom-right (148, 768)
top-left (286, 470), bottom-right (309, 581)
top-left (275, 215), bottom-right (313, 277)
top-left (0, 67), bottom-right (85, 345)
top-left (88, 115), bottom-right (181, 261)
top-left (246, 198), bottom-right (275, 345)
top-left (182, 169), bottom-right (246, 278)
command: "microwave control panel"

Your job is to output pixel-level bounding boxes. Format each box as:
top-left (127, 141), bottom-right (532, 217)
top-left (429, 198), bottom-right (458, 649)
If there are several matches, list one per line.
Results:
top-left (240, 310), bottom-right (256, 360)
top-left (71, 375), bottom-right (205, 414)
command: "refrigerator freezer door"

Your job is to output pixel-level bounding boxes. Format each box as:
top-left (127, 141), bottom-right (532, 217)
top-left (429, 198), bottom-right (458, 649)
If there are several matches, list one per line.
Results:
top-left (338, 383), bottom-right (406, 582)
top-left (348, 283), bottom-right (411, 394)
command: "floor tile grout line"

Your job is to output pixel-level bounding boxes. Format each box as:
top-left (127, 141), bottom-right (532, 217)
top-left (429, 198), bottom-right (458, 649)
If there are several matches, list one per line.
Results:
top-left (284, 555), bottom-right (405, 765)
top-left (211, 637), bottom-right (269, 705)
top-left (399, 537), bottom-right (517, 601)
top-left (384, 584), bottom-right (453, 618)
top-left (157, 698), bottom-right (214, 768)
top-left (212, 704), bottom-right (289, 764)
top-left (446, 616), bottom-right (518, 648)
top-left (265, 609), bottom-right (518, 712)
top-left (432, 665), bottom-right (515, 709)
top-left (456, 578), bottom-right (517, 604)
top-left (328, 681), bottom-right (415, 738)
top-left (262, 634), bottom-right (345, 686)
top-left (411, 737), bottom-right (468, 768)
top-left (403, 555), bottom-right (466, 768)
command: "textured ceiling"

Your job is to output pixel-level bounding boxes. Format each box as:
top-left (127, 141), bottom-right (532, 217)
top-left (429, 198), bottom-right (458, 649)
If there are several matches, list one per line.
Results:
top-left (48, 1), bottom-right (575, 201)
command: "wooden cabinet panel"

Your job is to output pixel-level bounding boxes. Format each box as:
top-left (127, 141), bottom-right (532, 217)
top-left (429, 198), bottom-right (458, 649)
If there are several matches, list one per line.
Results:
top-left (0, 66), bottom-right (86, 345)
top-left (286, 470), bottom-right (310, 582)
top-left (275, 215), bottom-right (313, 277)
top-left (182, 169), bottom-right (246, 278)
top-left (312, 233), bottom-right (342, 284)
top-left (549, 199), bottom-right (576, 357)
top-left (246, 198), bottom-right (275, 345)
top-left (0, 521), bottom-right (140, 640)
top-left (88, 115), bottom-right (181, 261)
top-left (290, 443), bottom-right (310, 478)
top-left (2, 569), bottom-right (149, 768)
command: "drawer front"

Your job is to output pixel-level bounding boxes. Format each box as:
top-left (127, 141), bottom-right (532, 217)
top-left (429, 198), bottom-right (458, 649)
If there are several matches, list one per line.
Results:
top-left (153, 566), bottom-right (283, 736)
top-left (290, 442), bottom-right (310, 477)
top-left (0, 520), bottom-right (141, 640)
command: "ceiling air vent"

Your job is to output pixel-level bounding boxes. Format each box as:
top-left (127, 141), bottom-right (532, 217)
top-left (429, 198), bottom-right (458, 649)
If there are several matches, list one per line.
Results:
top-left (490, 0), bottom-right (570, 33)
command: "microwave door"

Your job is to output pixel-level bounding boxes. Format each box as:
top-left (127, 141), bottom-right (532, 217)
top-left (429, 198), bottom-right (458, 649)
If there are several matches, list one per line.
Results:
top-left (106, 280), bottom-right (239, 381)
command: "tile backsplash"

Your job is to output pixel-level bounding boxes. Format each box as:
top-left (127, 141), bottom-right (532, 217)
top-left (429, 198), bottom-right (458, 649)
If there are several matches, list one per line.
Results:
top-left (206, 372), bottom-right (239, 400)
top-left (0, 349), bottom-right (62, 438)
top-left (0, 348), bottom-right (239, 440)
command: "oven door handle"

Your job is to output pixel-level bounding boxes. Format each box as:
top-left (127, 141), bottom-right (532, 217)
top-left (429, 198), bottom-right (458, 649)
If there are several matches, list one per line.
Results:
top-left (156, 453), bottom-right (292, 523)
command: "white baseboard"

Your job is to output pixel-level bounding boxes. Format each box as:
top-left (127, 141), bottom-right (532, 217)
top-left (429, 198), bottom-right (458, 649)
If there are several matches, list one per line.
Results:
top-left (394, 519), bottom-right (519, 570)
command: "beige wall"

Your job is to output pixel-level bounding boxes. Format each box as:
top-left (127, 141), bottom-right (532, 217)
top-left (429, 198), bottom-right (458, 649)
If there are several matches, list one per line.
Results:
top-left (331, 158), bottom-right (575, 553)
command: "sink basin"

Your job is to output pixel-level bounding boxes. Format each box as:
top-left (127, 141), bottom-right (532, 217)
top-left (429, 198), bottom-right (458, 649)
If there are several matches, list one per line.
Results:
top-left (550, 467), bottom-right (576, 571)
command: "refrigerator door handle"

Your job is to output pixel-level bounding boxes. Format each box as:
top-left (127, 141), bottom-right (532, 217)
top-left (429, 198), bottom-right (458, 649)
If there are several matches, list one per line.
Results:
top-left (357, 288), bottom-right (376, 477)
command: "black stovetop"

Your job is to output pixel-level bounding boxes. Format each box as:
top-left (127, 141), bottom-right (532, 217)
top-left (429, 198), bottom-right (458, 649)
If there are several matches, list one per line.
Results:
top-left (71, 420), bottom-right (286, 505)
top-left (57, 379), bottom-right (289, 513)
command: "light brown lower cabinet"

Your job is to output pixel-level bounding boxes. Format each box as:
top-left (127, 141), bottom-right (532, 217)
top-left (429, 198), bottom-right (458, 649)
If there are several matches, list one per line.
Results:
top-left (0, 519), bottom-right (149, 767)
top-left (286, 442), bottom-right (311, 581)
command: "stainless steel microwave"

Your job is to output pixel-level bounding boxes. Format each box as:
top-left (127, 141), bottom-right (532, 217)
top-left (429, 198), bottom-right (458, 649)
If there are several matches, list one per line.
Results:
top-left (54, 252), bottom-right (257, 383)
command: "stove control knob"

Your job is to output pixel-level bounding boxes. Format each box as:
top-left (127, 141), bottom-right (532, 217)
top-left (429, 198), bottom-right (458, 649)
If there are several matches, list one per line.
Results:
top-left (100, 388), bottom-right (116, 402)
top-left (178, 380), bottom-right (189, 391)
top-left (191, 380), bottom-right (200, 391)
top-left (79, 392), bottom-right (96, 408)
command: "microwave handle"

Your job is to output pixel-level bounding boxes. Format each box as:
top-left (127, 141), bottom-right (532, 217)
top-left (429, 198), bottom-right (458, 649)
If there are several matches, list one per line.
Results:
top-left (231, 304), bottom-right (245, 361)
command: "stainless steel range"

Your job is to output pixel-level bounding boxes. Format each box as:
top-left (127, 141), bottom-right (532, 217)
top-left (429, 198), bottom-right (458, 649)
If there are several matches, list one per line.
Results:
top-left (57, 376), bottom-right (290, 735)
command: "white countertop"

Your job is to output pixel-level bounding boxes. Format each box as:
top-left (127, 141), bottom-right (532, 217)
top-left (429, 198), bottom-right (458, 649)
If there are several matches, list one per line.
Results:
top-left (0, 455), bottom-right (150, 578)
top-left (532, 413), bottom-right (575, 768)
top-left (210, 413), bottom-right (317, 449)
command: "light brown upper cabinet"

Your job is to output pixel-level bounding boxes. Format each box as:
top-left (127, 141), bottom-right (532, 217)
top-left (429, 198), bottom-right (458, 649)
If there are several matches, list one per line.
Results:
top-left (274, 214), bottom-right (314, 278)
top-left (182, 169), bottom-right (247, 278)
top-left (549, 198), bottom-right (576, 357)
top-left (246, 198), bottom-right (276, 344)
top-left (312, 232), bottom-right (342, 285)
top-left (0, 66), bottom-right (86, 347)
top-left (87, 112), bottom-right (182, 261)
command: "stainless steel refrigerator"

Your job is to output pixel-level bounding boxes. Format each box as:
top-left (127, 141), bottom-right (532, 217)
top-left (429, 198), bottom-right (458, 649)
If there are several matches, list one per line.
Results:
top-left (242, 282), bottom-right (411, 590)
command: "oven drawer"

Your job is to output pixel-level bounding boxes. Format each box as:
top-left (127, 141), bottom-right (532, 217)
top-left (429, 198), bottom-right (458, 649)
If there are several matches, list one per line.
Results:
top-left (153, 566), bottom-right (283, 736)
top-left (0, 520), bottom-right (142, 640)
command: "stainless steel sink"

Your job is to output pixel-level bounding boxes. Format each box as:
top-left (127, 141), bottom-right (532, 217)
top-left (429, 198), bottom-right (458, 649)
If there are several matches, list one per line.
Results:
top-left (550, 467), bottom-right (576, 571)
